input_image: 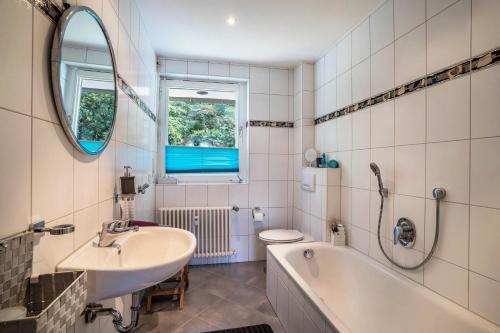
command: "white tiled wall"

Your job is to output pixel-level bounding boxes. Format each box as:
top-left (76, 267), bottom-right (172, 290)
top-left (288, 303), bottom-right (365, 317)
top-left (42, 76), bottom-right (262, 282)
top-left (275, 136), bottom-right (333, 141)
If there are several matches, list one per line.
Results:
top-left (0, 1), bottom-right (157, 332)
top-left (156, 58), bottom-right (295, 263)
top-left (313, 0), bottom-right (500, 326)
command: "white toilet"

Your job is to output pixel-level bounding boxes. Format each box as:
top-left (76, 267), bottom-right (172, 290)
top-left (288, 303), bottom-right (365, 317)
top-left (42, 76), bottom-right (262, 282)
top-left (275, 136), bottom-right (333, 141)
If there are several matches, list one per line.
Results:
top-left (258, 229), bottom-right (312, 244)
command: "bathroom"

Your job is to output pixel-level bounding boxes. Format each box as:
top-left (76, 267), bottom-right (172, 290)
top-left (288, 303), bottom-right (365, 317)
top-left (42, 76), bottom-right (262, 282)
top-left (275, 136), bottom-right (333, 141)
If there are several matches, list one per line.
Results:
top-left (0, 0), bottom-right (499, 332)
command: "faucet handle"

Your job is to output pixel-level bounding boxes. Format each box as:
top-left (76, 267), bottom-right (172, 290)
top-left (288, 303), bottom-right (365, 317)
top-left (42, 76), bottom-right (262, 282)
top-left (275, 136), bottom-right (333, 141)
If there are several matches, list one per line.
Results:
top-left (393, 225), bottom-right (401, 245)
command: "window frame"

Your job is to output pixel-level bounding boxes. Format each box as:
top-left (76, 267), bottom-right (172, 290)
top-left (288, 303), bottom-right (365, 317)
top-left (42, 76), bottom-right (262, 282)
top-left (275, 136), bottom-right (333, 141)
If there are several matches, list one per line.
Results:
top-left (158, 78), bottom-right (249, 184)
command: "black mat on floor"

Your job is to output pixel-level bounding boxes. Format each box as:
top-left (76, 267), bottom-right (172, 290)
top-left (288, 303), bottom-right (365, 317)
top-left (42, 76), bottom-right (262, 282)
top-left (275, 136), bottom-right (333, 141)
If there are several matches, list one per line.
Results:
top-left (202, 324), bottom-right (273, 333)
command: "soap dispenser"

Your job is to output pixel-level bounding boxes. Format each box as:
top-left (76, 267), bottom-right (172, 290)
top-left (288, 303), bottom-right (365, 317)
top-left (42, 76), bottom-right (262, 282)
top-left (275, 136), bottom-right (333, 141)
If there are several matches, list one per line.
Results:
top-left (120, 166), bottom-right (136, 195)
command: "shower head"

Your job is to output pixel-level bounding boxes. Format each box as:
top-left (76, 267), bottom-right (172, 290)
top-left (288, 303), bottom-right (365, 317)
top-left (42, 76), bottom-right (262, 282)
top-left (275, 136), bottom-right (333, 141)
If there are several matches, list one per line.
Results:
top-left (370, 162), bottom-right (381, 176)
top-left (370, 162), bottom-right (387, 197)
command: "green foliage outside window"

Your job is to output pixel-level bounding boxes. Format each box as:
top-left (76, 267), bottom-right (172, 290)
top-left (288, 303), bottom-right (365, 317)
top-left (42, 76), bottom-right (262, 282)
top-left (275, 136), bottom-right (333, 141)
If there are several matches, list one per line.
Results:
top-left (78, 89), bottom-right (115, 141)
top-left (168, 99), bottom-right (236, 147)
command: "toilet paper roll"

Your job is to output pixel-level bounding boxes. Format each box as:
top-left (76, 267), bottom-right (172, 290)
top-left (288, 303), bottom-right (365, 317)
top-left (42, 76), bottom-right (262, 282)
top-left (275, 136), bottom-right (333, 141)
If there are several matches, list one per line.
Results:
top-left (252, 211), bottom-right (264, 222)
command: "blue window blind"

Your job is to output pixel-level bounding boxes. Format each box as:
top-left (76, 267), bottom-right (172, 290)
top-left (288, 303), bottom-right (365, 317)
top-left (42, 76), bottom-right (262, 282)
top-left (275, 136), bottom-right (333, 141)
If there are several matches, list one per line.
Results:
top-left (166, 146), bottom-right (239, 174)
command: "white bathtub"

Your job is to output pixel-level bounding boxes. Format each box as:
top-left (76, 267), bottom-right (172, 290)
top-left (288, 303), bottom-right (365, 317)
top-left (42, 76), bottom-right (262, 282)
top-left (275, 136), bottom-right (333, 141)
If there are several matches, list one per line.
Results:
top-left (266, 242), bottom-right (499, 333)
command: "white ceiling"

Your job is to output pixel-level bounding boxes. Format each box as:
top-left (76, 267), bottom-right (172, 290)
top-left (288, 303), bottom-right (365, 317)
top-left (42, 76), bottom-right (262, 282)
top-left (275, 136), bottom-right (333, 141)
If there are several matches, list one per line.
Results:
top-left (137, 0), bottom-right (383, 67)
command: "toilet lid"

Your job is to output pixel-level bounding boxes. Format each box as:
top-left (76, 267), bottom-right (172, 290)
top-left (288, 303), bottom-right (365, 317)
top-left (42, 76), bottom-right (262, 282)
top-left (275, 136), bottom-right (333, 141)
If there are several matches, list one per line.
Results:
top-left (259, 229), bottom-right (304, 243)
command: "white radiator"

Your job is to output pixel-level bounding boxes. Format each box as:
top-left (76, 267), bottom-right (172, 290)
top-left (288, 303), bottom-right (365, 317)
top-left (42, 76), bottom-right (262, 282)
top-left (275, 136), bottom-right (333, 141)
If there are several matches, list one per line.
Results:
top-left (159, 207), bottom-right (235, 258)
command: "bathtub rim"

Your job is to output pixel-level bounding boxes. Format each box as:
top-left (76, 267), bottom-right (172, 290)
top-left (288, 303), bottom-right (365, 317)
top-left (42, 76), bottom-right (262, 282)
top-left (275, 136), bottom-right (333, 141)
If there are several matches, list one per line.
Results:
top-left (267, 242), bottom-right (500, 333)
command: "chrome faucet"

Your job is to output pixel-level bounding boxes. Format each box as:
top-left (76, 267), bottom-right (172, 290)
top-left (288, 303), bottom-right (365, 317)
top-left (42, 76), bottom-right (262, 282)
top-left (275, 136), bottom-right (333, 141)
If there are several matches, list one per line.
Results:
top-left (97, 220), bottom-right (139, 248)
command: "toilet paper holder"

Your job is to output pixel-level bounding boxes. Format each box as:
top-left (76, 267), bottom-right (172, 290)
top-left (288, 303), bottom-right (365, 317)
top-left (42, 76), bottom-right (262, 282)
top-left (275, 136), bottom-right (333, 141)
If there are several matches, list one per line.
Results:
top-left (252, 207), bottom-right (265, 220)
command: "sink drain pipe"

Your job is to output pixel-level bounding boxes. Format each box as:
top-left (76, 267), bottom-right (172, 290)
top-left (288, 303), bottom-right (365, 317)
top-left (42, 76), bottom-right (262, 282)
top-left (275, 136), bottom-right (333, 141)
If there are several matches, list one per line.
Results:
top-left (84, 291), bottom-right (142, 332)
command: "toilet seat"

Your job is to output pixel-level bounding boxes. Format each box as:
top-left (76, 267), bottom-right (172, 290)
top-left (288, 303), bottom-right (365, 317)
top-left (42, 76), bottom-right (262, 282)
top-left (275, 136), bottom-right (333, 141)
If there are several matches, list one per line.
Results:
top-left (259, 229), bottom-right (304, 243)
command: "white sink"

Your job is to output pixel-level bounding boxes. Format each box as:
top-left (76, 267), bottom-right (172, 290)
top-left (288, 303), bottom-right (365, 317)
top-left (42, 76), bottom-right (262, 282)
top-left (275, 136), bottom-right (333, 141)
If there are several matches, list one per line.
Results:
top-left (57, 227), bottom-right (196, 302)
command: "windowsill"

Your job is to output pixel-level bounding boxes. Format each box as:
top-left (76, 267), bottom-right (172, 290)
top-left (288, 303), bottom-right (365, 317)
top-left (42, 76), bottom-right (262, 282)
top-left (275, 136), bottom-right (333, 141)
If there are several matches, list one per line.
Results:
top-left (157, 174), bottom-right (247, 186)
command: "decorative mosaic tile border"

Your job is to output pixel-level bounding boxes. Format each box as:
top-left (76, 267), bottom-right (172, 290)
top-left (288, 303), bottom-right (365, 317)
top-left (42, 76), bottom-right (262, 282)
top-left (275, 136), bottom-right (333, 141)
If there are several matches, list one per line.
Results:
top-left (28, 0), bottom-right (157, 123)
top-left (315, 46), bottom-right (500, 125)
top-left (0, 232), bottom-right (34, 309)
top-left (117, 75), bottom-right (157, 122)
top-left (247, 120), bottom-right (294, 128)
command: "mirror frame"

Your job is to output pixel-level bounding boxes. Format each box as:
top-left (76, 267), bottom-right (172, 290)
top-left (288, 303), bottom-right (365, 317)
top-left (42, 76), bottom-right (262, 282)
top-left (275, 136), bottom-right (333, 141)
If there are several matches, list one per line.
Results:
top-left (51, 6), bottom-right (118, 156)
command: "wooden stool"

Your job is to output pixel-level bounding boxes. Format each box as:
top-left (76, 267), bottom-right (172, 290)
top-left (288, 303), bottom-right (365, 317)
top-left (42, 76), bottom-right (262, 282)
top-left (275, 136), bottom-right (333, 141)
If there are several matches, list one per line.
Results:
top-left (146, 265), bottom-right (189, 312)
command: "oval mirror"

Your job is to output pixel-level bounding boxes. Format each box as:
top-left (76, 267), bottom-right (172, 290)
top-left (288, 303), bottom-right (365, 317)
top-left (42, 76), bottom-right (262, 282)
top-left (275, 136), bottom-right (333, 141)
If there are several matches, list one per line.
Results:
top-left (51, 6), bottom-right (117, 155)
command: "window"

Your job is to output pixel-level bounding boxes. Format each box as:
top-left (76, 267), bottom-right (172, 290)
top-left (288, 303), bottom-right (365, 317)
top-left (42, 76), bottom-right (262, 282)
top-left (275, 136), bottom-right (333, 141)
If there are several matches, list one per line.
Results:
top-left (159, 79), bottom-right (248, 183)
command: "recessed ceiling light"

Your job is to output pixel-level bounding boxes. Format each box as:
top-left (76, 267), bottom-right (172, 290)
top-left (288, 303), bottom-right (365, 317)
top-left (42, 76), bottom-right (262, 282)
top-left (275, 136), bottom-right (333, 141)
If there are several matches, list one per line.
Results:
top-left (226, 16), bottom-right (236, 26)
top-left (197, 90), bottom-right (208, 95)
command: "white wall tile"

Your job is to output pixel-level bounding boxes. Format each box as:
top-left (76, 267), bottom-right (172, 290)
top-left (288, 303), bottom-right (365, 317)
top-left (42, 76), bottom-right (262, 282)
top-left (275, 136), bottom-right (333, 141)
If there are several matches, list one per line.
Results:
top-left (269, 128), bottom-right (289, 154)
top-left (250, 154), bottom-right (269, 181)
top-left (350, 225), bottom-right (370, 254)
top-left (340, 187), bottom-right (352, 223)
top-left (427, 0), bottom-right (461, 18)
top-left (469, 205), bottom-right (500, 281)
top-left (230, 236), bottom-right (249, 262)
top-left (427, 76), bottom-right (470, 142)
top-left (207, 185), bottom-right (228, 206)
top-left (424, 257), bottom-right (468, 306)
top-left (188, 60), bottom-right (209, 76)
top-left (324, 79), bottom-right (337, 114)
top-left (270, 95), bottom-right (289, 121)
top-left (269, 155), bottom-right (289, 181)
top-left (209, 62), bottom-right (230, 77)
top-left (164, 59), bottom-right (188, 74)
top-left (370, 101), bottom-right (394, 148)
top-left (471, 0), bottom-right (500, 55)
top-left (395, 144), bottom-right (426, 197)
top-left (393, 246), bottom-right (424, 283)
top-left (336, 34), bottom-right (352, 74)
top-left (248, 235), bottom-right (266, 261)
top-left (32, 120), bottom-right (74, 222)
top-left (352, 149), bottom-right (371, 189)
top-left (33, 11), bottom-right (60, 124)
top-left (228, 184), bottom-right (249, 209)
top-left (395, 90), bottom-right (426, 145)
top-left (337, 114), bottom-right (353, 151)
top-left (470, 137), bottom-right (500, 209)
top-left (370, 0), bottom-right (394, 54)
top-left (427, 0), bottom-right (471, 73)
top-left (314, 58), bottom-right (325, 90)
top-left (185, 185), bottom-right (208, 207)
top-left (469, 272), bottom-right (500, 325)
top-left (324, 48), bottom-right (338, 82)
top-left (249, 181), bottom-right (268, 208)
top-left (0, 111), bottom-right (31, 239)
top-left (370, 147), bottom-right (395, 193)
top-left (425, 201), bottom-right (469, 267)
top-left (352, 59), bottom-right (371, 103)
top-left (32, 215), bottom-right (74, 275)
top-left (270, 68), bottom-right (289, 95)
top-left (336, 70), bottom-right (352, 109)
top-left (394, 0), bottom-right (426, 38)
top-left (250, 67), bottom-right (270, 94)
top-left (74, 154), bottom-right (99, 211)
top-left (250, 93), bottom-right (270, 120)
top-left (269, 181), bottom-right (288, 207)
top-left (471, 65), bottom-right (500, 138)
top-left (0, 0), bottom-right (32, 116)
top-left (352, 108), bottom-right (371, 150)
top-left (371, 44), bottom-right (395, 95)
top-left (351, 189), bottom-right (370, 230)
top-left (74, 205), bottom-right (99, 249)
top-left (426, 140), bottom-right (470, 203)
top-left (164, 185), bottom-right (185, 207)
top-left (249, 127), bottom-right (270, 154)
top-left (395, 24), bottom-right (426, 86)
top-left (352, 19), bottom-right (370, 66)
top-left (230, 64), bottom-right (250, 78)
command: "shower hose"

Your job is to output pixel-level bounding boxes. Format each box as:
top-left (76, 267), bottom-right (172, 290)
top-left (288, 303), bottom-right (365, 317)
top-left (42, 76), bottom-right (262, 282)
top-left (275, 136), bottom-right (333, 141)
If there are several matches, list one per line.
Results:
top-left (376, 190), bottom-right (444, 271)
